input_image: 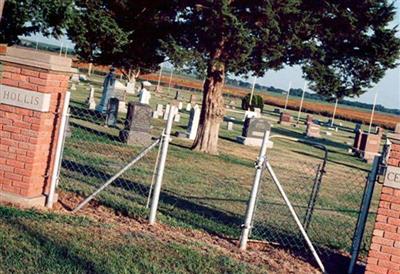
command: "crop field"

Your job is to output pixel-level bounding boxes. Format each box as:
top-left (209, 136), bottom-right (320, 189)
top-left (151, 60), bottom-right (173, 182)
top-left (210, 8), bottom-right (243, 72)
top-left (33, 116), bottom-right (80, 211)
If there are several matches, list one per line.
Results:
top-left (48, 74), bottom-right (386, 272)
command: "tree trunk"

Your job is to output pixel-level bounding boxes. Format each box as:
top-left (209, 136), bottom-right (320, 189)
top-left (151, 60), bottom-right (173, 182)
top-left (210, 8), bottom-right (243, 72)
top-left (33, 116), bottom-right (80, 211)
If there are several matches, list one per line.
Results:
top-left (192, 61), bottom-right (225, 155)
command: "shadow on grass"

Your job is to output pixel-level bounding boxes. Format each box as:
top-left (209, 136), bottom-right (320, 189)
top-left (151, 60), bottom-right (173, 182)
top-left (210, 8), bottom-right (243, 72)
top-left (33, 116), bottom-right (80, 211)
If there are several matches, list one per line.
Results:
top-left (2, 218), bottom-right (98, 272)
top-left (61, 158), bottom-right (365, 273)
top-left (69, 122), bottom-right (123, 143)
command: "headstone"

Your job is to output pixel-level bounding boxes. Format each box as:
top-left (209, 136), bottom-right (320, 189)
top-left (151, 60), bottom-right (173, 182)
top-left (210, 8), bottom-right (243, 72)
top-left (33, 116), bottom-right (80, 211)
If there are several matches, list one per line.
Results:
top-left (188, 105), bottom-right (201, 140)
top-left (175, 90), bottom-right (180, 100)
top-left (395, 123), bottom-right (400, 134)
top-left (106, 98), bottom-right (119, 127)
top-left (152, 111), bottom-right (160, 119)
top-left (254, 108), bottom-right (261, 118)
top-left (325, 131), bottom-right (332, 136)
top-left (71, 74), bottom-right (80, 82)
top-left (174, 113), bottom-right (181, 122)
top-left (126, 81), bottom-right (136, 94)
top-left (190, 94), bottom-right (196, 104)
top-left (305, 115), bottom-right (313, 125)
top-left (178, 101), bottom-right (183, 110)
top-left (278, 112), bottom-right (292, 125)
top-left (114, 80), bottom-right (128, 113)
top-left (163, 104), bottom-right (171, 120)
top-left (236, 118), bottom-right (273, 147)
top-left (86, 85), bottom-right (96, 110)
top-left (186, 103), bottom-right (192, 111)
top-left (227, 121), bottom-right (234, 131)
top-left (353, 129), bottom-right (363, 154)
top-left (243, 110), bottom-right (256, 121)
top-left (376, 127), bottom-right (384, 137)
top-left (354, 123), bottom-right (362, 133)
top-left (156, 104), bottom-right (164, 116)
top-left (119, 102), bottom-right (153, 146)
top-left (71, 83), bottom-right (76, 91)
top-left (306, 123), bottom-right (321, 138)
top-left (79, 74), bottom-right (88, 81)
top-left (139, 86), bottom-right (151, 105)
top-left (360, 133), bottom-right (381, 163)
top-left (96, 68), bottom-right (116, 113)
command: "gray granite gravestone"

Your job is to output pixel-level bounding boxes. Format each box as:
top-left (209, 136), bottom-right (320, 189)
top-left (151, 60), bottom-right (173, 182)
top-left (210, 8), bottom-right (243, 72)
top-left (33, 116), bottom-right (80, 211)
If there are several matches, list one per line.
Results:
top-left (119, 102), bottom-right (152, 146)
top-left (106, 98), bottom-right (119, 127)
top-left (237, 118), bottom-right (273, 147)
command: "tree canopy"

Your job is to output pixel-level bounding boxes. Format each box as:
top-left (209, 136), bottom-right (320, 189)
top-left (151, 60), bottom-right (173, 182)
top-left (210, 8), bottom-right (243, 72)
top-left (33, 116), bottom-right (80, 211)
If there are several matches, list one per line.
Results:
top-left (0, 0), bottom-right (73, 45)
top-left (66, 1), bottom-right (175, 76)
top-left (165, 0), bottom-right (400, 99)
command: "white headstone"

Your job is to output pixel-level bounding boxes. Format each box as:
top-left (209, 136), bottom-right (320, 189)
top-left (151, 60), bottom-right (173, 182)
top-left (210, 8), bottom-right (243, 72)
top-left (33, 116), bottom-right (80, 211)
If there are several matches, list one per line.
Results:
top-left (87, 85), bottom-right (96, 110)
top-left (174, 113), bottom-right (181, 122)
top-left (186, 103), bottom-right (192, 111)
top-left (163, 104), bottom-right (171, 120)
top-left (178, 102), bottom-right (183, 110)
top-left (152, 111), bottom-right (159, 119)
top-left (139, 88), bottom-right (151, 105)
top-left (254, 108), bottom-right (261, 118)
top-left (243, 110), bottom-right (256, 121)
top-left (71, 83), bottom-right (77, 91)
top-left (227, 121), bottom-right (233, 131)
top-left (188, 105), bottom-right (201, 140)
top-left (156, 104), bottom-right (164, 115)
top-left (126, 81), bottom-right (136, 94)
top-left (71, 74), bottom-right (80, 82)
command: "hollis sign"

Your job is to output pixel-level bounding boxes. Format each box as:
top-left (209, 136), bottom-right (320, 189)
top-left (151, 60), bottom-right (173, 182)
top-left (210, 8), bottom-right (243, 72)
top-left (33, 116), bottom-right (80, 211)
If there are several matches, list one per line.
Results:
top-left (0, 84), bottom-right (51, 112)
top-left (384, 166), bottom-right (400, 189)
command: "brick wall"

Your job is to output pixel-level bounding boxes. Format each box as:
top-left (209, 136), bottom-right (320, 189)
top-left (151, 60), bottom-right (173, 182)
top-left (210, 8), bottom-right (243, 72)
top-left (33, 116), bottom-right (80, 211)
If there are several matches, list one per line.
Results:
top-left (0, 46), bottom-right (71, 205)
top-left (366, 143), bottom-right (400, 274)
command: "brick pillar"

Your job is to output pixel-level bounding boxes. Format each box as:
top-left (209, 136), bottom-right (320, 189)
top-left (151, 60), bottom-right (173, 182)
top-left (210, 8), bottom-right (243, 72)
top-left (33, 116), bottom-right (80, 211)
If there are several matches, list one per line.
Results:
top-left (0, 46), bottom-right (71, 207)
top-left (366, 138), bottom-right (400, 274)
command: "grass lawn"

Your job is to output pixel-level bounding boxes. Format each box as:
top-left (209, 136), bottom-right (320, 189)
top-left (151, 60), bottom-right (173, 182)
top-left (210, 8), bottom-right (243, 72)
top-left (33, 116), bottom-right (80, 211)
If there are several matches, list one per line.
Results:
top-left (0, 205), bottom-right (270, 274)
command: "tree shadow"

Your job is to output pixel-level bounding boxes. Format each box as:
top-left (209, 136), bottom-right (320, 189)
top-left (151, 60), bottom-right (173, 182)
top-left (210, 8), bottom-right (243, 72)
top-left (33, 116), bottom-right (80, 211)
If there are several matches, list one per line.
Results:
top-left (2, 217), bottom-right (98, 272)
top-left (69, 122), bottom-right (123, 143)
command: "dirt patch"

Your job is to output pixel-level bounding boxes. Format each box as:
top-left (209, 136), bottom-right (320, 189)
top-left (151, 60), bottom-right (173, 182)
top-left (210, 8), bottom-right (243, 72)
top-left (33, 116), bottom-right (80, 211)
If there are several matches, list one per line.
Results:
top-left (54, 191), bottom-right (320, 274)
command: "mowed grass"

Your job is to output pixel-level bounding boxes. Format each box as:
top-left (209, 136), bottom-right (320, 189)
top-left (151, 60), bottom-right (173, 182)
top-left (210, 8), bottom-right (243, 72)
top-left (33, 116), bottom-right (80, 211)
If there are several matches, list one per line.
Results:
top-left (0, 206), bottom-right (264, 274)
top-left (59, 76), bottom-right (380, 261)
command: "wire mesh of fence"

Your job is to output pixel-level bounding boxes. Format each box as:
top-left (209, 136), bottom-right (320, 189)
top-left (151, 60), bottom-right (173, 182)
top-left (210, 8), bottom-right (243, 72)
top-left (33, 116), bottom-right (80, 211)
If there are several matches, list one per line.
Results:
top-left (59, 83), bottom-right (162, 217)
top-left (249, 137), bottom-right (377, 264)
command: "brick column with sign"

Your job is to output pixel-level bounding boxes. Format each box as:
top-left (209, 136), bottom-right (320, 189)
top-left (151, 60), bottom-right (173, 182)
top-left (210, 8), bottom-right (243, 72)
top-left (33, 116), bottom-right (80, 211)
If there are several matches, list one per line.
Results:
top-left (366, 134), bottom-right (400, 274)
top-left (0, 46), bottom-right (71, 207)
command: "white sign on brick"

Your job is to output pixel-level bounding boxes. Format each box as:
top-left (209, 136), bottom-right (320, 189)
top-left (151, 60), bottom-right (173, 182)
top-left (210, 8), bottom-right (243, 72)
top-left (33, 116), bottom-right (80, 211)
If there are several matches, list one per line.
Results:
top-left (0, 84), bottom-right (51, 112)
top-left (384, 166), bottom-right (400, 189)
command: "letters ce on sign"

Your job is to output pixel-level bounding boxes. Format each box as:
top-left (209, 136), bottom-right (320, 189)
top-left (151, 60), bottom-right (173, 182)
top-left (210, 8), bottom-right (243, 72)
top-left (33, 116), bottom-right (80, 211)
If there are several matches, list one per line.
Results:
top-left (0, 84), bottom-right (51, 112)
top-left (384, 166), bottom-right (400, 190)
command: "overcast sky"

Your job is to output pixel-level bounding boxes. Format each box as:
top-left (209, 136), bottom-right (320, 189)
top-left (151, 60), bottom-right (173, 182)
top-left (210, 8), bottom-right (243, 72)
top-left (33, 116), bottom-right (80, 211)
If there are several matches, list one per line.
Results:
top-left (24, 2), bottom-right (400, 110)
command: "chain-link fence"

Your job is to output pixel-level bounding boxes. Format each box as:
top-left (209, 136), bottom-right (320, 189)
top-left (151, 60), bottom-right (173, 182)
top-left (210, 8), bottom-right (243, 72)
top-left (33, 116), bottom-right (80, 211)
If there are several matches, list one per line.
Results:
top-left (59, 83), bottom-right (162, 217)
top-left (248, 136), bottom-right (378, 268)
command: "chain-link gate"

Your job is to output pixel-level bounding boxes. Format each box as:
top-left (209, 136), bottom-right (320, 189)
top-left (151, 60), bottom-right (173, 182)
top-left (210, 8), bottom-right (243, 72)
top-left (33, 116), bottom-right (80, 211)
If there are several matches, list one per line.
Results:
top-left (59, 91), bottom-right (162, 217)
top-left (241, 133), bottom-right (377, 272)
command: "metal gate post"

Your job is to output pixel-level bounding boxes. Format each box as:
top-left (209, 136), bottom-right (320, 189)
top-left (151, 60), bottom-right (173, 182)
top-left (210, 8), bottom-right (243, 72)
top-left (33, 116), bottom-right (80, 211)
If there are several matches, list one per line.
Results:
top-left (347, 156), bottom-right (380, 274)
top-left (148, 105), bottom-right (176, 225)
top-left (239, 124), bottom-right (272, 250)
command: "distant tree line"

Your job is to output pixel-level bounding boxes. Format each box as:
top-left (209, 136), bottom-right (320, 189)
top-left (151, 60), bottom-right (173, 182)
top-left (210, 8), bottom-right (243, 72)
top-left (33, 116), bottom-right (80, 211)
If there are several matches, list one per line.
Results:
top-left (225, 77), bottom-right (400, 116)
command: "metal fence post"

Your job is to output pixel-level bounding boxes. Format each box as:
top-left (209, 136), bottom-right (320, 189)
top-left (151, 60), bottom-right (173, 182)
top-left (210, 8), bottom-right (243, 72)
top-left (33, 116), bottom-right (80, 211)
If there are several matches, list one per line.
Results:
top-left (148, 105), bottom-right (176, 225)
top-left (46, 91), bottom-right (71, 208)
top-left (347, 156), bottom-right (380, 274)
top-left (239, 124), bottom-right (271, 250)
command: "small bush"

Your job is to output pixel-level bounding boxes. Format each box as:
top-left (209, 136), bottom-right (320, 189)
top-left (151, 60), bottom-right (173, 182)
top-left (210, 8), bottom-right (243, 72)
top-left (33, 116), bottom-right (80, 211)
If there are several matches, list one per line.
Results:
top-left (241, 93), bottom-right (264, 111)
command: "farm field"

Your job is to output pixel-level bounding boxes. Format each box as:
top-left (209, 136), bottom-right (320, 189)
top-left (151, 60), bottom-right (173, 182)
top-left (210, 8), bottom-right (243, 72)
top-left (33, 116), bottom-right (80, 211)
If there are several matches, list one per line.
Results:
top-left (37, 74), bottom-right (386, 273)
